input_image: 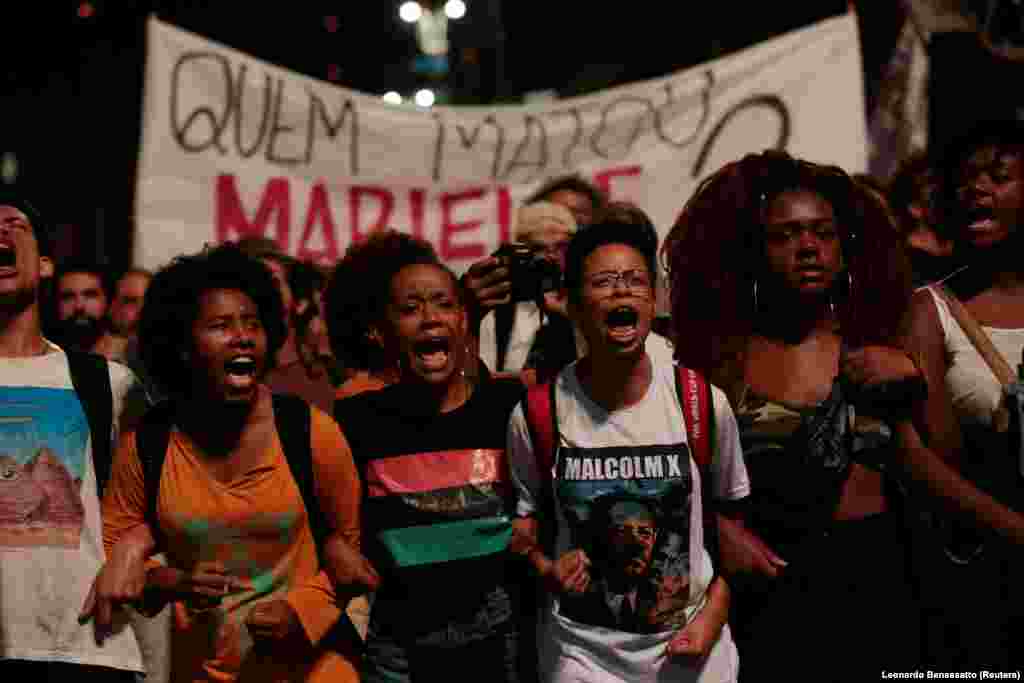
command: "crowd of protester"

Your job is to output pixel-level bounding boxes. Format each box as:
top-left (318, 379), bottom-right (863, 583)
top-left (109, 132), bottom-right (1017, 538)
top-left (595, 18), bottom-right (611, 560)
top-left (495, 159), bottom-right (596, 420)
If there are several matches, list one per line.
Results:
top-left (2, 116), bottom-right (1024, 682)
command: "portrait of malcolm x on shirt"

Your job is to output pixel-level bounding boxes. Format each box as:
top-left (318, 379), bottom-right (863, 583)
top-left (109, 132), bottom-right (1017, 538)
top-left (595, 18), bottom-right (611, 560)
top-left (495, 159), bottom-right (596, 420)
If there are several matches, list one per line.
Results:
top-left (560, 491), bottom-right (692, 633)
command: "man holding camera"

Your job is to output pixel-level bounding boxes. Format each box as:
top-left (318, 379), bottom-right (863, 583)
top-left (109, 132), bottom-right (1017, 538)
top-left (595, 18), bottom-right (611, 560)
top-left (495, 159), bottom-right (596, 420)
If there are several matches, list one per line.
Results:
top-left (468, 201), bottom-right (580, 382)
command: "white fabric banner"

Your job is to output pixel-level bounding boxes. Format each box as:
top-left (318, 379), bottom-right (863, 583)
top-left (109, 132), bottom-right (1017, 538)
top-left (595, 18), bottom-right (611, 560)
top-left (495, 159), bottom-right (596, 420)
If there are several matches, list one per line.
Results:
top-left (135, 13), bottom-right (867, 272)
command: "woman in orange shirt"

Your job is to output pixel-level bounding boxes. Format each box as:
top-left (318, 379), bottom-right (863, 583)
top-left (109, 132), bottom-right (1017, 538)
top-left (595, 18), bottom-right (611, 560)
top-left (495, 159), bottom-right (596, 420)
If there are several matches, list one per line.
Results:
top-left (88, 244), bottom-right (376, 682)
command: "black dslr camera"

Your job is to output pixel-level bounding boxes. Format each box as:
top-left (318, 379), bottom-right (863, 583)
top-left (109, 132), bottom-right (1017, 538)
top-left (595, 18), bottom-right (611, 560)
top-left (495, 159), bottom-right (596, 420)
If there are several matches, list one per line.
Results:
top-left (492, 242), bottom-right (562, 303)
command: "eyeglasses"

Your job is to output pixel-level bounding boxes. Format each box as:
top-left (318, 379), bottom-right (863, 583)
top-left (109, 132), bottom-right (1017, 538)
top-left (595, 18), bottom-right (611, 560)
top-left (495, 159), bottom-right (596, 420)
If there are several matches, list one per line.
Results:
top-left (586, 269), bottom-right (652, 293)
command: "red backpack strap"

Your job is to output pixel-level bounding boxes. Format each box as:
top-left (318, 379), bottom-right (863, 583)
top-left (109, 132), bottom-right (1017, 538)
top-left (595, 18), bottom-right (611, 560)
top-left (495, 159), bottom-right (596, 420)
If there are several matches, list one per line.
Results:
top-left (675, 366), bottom-right (715, 469)
top-left (524, 381), bottom-right (557, 483)
top-left (675, 365), bottom-right (721, 576)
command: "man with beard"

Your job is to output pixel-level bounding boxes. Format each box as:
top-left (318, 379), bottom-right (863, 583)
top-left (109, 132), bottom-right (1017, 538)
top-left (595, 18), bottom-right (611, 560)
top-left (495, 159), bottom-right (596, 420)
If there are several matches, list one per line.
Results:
top-left (567, 497), bottom-right (665, 631)
top-left (0, 191), bottom-right (144, 680)
top-left (51, 260), bottom-right (126, 361)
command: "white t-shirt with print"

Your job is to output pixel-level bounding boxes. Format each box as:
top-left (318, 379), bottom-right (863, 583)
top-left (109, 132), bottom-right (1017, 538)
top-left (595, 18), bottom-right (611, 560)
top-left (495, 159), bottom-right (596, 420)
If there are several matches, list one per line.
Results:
top-left (507, 354), bottom-right (749, 683)
top-left (0, 344), bottom-right (144, 672)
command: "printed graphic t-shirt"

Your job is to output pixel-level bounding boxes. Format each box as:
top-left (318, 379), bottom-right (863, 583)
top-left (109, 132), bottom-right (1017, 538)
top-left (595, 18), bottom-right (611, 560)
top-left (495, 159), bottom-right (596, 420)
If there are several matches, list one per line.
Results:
top-left (0, 344), bottom-right (144, 672)
top-left (507, 358), bottom-right (750, 683)
top-left (333, 378), bottom-right (526, 680)
top-left (102, 404), bottom-right (361, 683)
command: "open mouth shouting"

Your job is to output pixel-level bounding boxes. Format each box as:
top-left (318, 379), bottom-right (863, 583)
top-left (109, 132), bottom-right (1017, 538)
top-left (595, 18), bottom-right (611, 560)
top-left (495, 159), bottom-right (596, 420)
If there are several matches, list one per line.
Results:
top-left (223, 354), bottom-right (260, 391)
top-left (605, 306), bottom-right (641, 346)
top-left (411, 335), bottom-right (453, 375)
top-left (0, 243), bottom-right (16, 276)
top-left (964, 205), bottom-right (997, 233)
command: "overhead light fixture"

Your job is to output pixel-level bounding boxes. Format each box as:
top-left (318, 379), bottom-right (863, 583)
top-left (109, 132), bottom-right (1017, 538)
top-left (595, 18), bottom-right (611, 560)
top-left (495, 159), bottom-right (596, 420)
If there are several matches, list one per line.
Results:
top-left (382, 91), bottom-right (403, 105)
top-left (399, 1), bottom-right (423, 23)
top-left (444, 0), bottom-right (467, 20)
top-left (414, 89), bottom-right (435, 108)
top-left (1, 153), bottom-right (18, 185)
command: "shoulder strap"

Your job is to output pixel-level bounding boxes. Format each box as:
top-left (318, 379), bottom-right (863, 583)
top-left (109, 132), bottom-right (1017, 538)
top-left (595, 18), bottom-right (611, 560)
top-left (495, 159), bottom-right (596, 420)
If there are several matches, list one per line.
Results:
top-left (136, 401), bottom-right (175, 539)
top-left (495, 303), bottom-right (516, 372)
top-left (66, 350), bottom-right (114, 498)
top-left (675, 366), bottom-right (715, 469)
top-left (523, 380), bottom-right (559, 556)
top-left (272, 394), bottom-right (366, 652)
top-left (524, 381), bottom-right (558, 483)
top-left (932, 283), bottom-right (1016, 385)
top-left (271, 394), bottom-right (328, 558)
top-left (674, 366), bottom-right (720, 575)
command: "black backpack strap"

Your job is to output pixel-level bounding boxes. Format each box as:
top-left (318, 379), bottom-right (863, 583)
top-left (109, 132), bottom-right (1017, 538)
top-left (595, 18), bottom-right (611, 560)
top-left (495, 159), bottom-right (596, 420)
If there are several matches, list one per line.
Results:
top-left (136, 401), bottom-right (175, 542)
top-left (271, 394), bottom-right (330, 557)
top-left (495, 303), bottom-right (516, 372)
top-left (65, 350), bottom-right (114, 498)
top-left (272, 393), bottom-right (364, 652)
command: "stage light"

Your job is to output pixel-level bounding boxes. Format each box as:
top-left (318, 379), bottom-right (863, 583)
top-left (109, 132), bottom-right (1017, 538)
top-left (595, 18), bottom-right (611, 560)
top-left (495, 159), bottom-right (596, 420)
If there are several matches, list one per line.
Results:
top-left (382, 91), bottom-right (403, 105)
top-left (399, 2), bottom-right (423, 23)
top-left (444, 0), bottom-right (467, 20)
top-left (77, 2), bottom-right (95, 19)
top-left (414, 89), bottom-right (435, 107)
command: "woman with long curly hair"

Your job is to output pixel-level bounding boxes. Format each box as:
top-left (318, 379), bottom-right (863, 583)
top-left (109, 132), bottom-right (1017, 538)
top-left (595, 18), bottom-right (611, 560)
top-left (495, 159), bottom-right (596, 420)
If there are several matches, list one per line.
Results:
top-left (664, 150), bottom-right (945, 678)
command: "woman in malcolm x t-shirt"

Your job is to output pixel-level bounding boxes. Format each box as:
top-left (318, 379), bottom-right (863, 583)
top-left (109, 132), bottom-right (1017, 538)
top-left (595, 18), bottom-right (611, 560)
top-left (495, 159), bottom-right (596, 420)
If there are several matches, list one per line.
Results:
top-left (507, 213), bottom-right (750, 683)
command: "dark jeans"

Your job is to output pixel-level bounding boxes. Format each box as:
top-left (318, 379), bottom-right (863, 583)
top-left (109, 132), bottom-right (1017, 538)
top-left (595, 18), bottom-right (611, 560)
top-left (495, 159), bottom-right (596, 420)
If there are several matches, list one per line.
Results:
top-left (913, 536), bottom-right (1023, 671)
top-left (1, 660), bottom-right (137, 682)
top-left (730, 512), bottom-right (921, 682)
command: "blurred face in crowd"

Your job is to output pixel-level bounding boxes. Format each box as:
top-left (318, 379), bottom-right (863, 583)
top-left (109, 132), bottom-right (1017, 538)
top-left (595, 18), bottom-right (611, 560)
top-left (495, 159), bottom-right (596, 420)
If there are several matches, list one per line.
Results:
top-left (953, 144), bottom-right (1024, 251)
top-left (304, 288), bottom-right (330, 357)
top-left (109, 271), bottom-right (150, 337)
top-left (0, 205), bottom-right (52, 311)
top-left (190, 288), bottom-right (268, 404)
top-left (762, 189), bottom-right (843, 301)
top-left (523, 221), bottom-right (573, 271)
top-left (261, 257), bottom-right (295, 329)
top-left (573, 243), bottom-right (655, 360)
top-left (56, 271), bottom-right (108, 348)
top-left (382, 264), bottom-right (467, 387)
top-left (548, 189), bottom-right (596, 227)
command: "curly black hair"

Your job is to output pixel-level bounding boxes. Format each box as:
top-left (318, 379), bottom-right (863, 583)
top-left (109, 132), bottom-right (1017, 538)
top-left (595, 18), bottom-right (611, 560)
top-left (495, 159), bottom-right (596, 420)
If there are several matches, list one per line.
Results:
top-left (563, 202), bottom-right (659, 306)
top-left (325, 230), bottom-right (439, 372)
top-left (137, 242), bottom-right (288, 398)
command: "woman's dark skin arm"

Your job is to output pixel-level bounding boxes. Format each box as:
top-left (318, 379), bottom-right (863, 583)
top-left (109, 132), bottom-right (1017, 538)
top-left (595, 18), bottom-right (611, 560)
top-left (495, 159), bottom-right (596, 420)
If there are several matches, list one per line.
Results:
top-left (850, 291), bottom-right (1024, 544)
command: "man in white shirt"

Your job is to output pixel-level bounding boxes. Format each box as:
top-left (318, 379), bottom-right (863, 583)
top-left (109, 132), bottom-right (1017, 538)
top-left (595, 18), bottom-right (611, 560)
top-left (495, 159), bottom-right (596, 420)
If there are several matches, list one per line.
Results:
top-left (0, 192), bottom-right (143, 681)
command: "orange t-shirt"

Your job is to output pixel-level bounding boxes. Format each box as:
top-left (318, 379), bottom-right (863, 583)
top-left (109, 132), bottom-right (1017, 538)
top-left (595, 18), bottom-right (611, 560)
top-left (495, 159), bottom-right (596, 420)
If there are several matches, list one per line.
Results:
top-left (103, 406), bottom-right (361, 683)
